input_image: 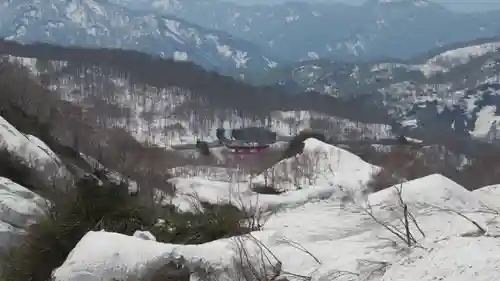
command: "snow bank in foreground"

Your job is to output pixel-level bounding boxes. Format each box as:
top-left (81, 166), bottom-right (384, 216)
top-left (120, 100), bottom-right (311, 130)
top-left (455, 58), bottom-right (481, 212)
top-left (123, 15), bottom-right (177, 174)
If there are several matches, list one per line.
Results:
top-left (368, 174), bottom-right (482, 209)
top-left (253, 138), bottom-right (380, 192)
top-left (382, 236), bottom-right (500, 281)
top-left (166, 175), bottom-right (347, 213)
top-left (54, 174), bottom-right (500, 281)
top-left (473, 184), bottom-right (500, 209)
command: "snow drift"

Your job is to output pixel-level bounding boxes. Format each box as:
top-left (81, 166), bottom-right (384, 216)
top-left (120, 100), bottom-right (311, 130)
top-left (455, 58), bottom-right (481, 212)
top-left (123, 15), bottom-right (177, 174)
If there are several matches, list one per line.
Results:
top-left (253, 138), bottom-right (380, 192)
top-left (53, 170), bottom-right (500, 281)
top-left (165, 138), bottom-right (379, 212)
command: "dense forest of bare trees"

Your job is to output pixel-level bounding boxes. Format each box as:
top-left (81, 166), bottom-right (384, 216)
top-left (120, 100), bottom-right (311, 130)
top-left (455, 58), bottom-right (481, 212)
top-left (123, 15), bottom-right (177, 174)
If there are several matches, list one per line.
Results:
top-left (3, 40), bottom-right (500, 193)
top-left (0, 39), bottom-right (392, 124)
top-left (0, 60), bottom-right (180, 195)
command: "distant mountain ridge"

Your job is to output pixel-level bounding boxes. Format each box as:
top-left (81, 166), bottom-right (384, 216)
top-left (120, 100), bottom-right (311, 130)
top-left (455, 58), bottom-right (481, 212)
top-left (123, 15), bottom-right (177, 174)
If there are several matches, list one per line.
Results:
top-left (111, 0), bottom-right (500, 63)
top-left (0, 0), bottom-right (279, 77)
top-left (258, 38), bottom-right (500, 142)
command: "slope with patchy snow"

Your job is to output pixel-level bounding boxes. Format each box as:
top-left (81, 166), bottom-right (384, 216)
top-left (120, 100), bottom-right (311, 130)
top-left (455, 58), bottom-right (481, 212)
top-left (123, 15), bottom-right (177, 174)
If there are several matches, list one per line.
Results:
top-left (3, 55), bottom-right (392, 147)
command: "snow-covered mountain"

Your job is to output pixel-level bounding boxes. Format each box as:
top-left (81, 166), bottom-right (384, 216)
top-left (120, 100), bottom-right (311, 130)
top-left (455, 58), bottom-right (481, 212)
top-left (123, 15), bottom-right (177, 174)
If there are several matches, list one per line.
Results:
top-left (0, 0), bottom-right (278, 76)
top-left (110, 0), bottom-right (500, 62)
top-left (258, 39), bottom-right (500, 142)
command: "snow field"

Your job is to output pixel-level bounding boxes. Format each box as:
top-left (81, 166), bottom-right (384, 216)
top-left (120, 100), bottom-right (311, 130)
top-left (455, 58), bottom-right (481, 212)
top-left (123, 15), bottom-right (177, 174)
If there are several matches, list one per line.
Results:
top-left (53, 138), bottom-right (500, 281)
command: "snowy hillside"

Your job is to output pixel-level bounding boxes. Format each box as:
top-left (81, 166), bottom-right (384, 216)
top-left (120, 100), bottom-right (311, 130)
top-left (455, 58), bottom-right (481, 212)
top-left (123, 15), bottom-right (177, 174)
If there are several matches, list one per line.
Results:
top-left (111, 0), bottom-right (500, 63)
top-left (252, 138), bottom-right (380, 192)
top-left (263, 39), bottom-right (500, 141)
top-left (0, 0), bottom-right (277, 76)
top-left (3, 54), bottom-right (392, 147)
top-left (52, 139), bottom-right (500, 281)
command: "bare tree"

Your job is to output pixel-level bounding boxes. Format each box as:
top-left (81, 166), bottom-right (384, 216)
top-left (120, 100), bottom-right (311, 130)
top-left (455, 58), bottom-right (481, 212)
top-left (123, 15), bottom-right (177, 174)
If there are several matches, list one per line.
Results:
top-left (360, 184), bottom-right (424, 248)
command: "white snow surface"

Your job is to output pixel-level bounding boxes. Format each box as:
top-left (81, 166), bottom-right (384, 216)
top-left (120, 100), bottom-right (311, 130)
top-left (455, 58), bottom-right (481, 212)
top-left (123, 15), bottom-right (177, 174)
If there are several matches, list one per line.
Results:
top-left (415, 41), bottom-right (500, 77)
top-left (253, 138), bottom-right (380, 192)
top-left (473, 184), bottom-right (500, 210)
top-left (164, 139), bottom-right (379, 212)
top-left (53, 139), bottom-right (500, 281)
top-left (53, 171), bottom-right (500, 281)
top-left (471, 105), bottom-right (500, 138)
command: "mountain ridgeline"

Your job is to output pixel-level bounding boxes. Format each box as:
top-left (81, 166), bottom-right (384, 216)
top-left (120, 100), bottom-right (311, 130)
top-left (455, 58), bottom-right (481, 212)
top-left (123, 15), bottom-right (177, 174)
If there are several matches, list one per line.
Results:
top-left (110, 0), bottom-right (500, 63)
top-left (0, 0), bottom-right (278, 77)
top-left (4, 0), bottom-right (500, 77)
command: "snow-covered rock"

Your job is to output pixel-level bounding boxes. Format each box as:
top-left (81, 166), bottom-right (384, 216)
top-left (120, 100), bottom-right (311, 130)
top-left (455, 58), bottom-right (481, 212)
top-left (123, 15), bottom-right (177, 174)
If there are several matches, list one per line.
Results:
top-left (0, 177), bottom-right (48, 253)
top-left (0, 116), bottom-right (72, 187)
top-left (52, 231), bottom-right (179, 281)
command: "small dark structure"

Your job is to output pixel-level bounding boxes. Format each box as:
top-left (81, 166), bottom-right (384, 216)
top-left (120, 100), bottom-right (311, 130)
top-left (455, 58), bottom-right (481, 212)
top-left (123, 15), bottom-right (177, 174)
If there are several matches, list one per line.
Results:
top-left (283, 129), bottom-right (327, 158)
top-left (397, 135), bottom-right (410, 145)
top-left (216, 128), bottom-right (226, 143)
top-left (216, 127), bottom-right (277, 154)
top-left (196, 140), bottom-right (211, 156)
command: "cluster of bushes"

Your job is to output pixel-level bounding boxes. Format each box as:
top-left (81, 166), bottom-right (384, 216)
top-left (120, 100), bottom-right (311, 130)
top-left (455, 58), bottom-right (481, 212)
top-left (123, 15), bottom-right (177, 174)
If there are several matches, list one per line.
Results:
top-left (363, 144), bottom-right (500, 192)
